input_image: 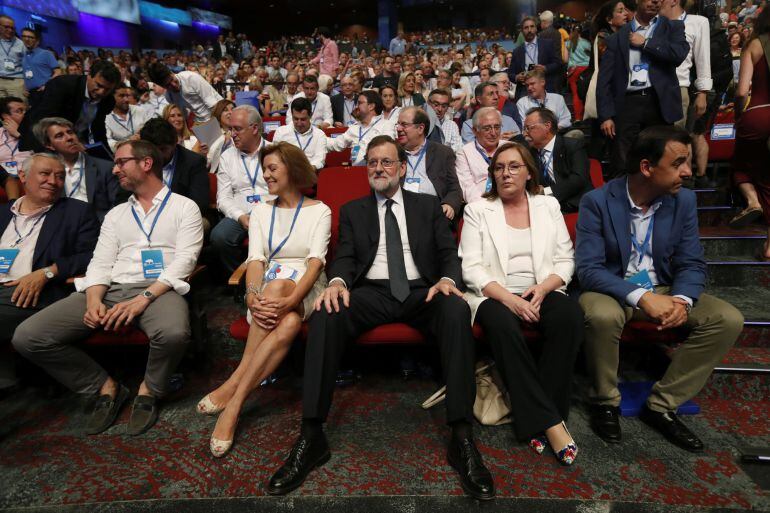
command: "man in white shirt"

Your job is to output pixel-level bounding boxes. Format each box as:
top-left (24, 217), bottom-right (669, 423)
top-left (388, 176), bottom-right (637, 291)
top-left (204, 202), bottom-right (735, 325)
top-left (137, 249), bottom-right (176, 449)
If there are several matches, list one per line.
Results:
top-left (266, 55), bottom-right (288, 80)
top-left (283, 72), bottom-right (301, 106)
top-left (455, 107), bottom-right (507, 204)
top-left (142, 82), bottom-right (169, 118)
top-left (147, 62), bottom-right (223, 124)
top-left (272, 98), bottom-right (327, 169)
top-left (13, 140), bottom-right (203, 436)
top-left (461, 82), bottom-right (519, 143)
top-left (285, 75), bottom-right (333, 129)
top-left (516, 69), bottom-right (572, 131)
top-left (211, 105), bottom-right (271, 273)
top-left (326, 90), bottom-right (396, 166)
top-left (426, 88), bottom-right (463, 153)
top-left (106, 85), bottom-right (153, 152)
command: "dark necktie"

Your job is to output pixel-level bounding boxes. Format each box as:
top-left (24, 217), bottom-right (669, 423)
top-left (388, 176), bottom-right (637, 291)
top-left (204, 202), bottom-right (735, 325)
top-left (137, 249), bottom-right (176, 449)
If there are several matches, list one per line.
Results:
top-left (539, 149), bottom-right (551, 186)
top-left (385, 199), bottom-right (410, 302)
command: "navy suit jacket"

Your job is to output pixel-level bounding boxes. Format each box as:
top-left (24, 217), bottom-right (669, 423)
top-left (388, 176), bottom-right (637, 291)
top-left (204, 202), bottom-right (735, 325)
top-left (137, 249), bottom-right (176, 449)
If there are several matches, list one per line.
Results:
top-left (508, 38), bottom-right (561, 96)
top-left (596, 18), bottom-right (689, 124)
top-left (83, 153), bottom-right (120, 222)
top-left (0, 197), bottom-right (99, 303)
top-left (575, 177), bottom-right (706, 305)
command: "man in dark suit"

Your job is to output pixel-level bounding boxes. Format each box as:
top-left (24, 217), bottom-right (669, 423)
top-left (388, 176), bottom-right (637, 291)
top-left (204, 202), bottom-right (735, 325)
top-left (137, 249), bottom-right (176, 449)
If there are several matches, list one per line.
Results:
top-left (34, 117), bottom-right (120, 222)
top-left (0, 153), bottom-right (99, 391)
top-left (597, 0), bottom-right (689, 177)
top-left (212, 34), bottom-right (227, 61)
top-left (330, 75), bottom-right (357, 127)
top-left (19, 60), bottom-right (120, 152)
top-left (508, 17), bottom-right (562, 100)
top-left (575, 126), bottom-right (743, 452)
top-left (521, 107), bottom-right (592, 213)
top-left (395, 106), bottom-right (463, 220)
top-left (267, 135), bottom-right (494, 501)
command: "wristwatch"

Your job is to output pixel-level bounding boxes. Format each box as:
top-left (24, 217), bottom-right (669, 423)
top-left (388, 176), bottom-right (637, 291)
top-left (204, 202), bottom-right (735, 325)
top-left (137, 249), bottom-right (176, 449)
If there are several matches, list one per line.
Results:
top-left (42, 267), bottom-right (54, 280)
top-left (141, 290), bottom-right (155, 301)
top-left (683, 302), bottom-right (692, 314)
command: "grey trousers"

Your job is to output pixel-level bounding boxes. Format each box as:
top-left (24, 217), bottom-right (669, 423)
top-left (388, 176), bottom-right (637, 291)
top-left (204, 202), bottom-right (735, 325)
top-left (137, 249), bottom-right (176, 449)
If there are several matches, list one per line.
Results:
top-left (12, 283), bottom-right (190, 397)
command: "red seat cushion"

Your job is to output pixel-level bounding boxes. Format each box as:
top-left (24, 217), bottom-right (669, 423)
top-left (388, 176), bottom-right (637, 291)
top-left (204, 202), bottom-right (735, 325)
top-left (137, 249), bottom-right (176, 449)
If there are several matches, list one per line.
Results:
top-left (325, 148), bottom-right (353, 167)
top-left (621, 320), bottom-right (687, 344)
top-left (84, 328), bottom-right (150, 346)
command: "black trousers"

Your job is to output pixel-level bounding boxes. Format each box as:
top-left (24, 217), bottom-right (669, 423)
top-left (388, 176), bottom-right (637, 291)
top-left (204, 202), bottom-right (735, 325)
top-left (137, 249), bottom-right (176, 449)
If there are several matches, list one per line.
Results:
top-left (302, 280), bottom-right (476, 424)
top-left (475, 292), bottom-right (583, 440)
top-left (609, 90), bottom-right (667, 178)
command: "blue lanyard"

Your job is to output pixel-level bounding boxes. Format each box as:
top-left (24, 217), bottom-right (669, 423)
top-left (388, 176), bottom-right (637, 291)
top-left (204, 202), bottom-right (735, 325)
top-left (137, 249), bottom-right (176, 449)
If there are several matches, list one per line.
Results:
top-left (268, 196), bottom-right (304, 261)
top-left (358, 118), bottom-right (380, 142)
top-left (294, 130), bottom-right (313, 151)
top-left (0, 40), bottom-right (16, 59)
top-left (631, 214), bottom-right (655, 265)
top-left (406, 143), bottom-right (428, 176)
top-left (344, 99), bottom-right (354, 119)
top-left (630, 18), bottom-right (659, 48)
top-left (11, 212), bottom-right (46, 247)
top-left (2, 131), bottom-right (18, 156)
top-left (111, 110), bottom-right (133, 134)
top-left (66, 161), bottom-right (85, 197)
top-left (240, 154), bottom-right (261, 191)
top-left (474, 141), bottom-right (492, 164)
top-left (130, 189), bottom-right (172, 247)
top-left (525, 43), bottom-right (538, 64)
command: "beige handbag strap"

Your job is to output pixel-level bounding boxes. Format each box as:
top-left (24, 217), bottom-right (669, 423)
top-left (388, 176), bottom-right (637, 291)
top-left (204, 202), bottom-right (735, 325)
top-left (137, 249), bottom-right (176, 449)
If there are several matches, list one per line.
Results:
top-left (421, 385), bottom-right (446, 409)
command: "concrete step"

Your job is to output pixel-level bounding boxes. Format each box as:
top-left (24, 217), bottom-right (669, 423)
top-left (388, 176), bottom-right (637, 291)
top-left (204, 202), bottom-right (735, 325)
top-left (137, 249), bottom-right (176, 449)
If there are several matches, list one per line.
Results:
top-left (700, 225), bottom-right (767, 259)
top-left (698, 205), bottom-right (738, 226)
top-left (694, 187), bottom-right (733, 207)
top-left (706, 261), bottom-right (770, 287)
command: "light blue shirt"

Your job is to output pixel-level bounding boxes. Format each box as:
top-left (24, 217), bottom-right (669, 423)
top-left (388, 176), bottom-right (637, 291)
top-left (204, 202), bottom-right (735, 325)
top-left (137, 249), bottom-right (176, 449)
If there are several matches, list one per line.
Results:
top-left (23, 47), bottom-right (59, 90)
top-left (461, 114), bottom-right (518, 144)
top-left (389, 37), bottom-right (406, 55)
top-left (567, 38), bottom-right (591, 68)
top-left (404, 142), bottom-right (437, 197)
top-left (0, 38), bottom-right (24, 78)
top-left (627, 16), bottom-right (659, 91)
top-left (517, 93), bottom-right (572, 130)
top-left (524, 37), bottom-right (539, 67)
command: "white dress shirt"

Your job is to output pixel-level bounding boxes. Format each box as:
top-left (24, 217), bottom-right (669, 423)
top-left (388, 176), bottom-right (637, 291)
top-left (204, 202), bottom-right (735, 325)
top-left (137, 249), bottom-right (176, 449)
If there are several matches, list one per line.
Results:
top-left (439, 115), bottom-right (464, 154)
top-left (455, 140), bottom-right (506, 204)
top-left (524, 37), bottom-right (539, 67)
top-left (164, 71), bottom-right (223, 123)
top-left (366, 188), bottom-right (421, 280)
top-left (517, 93), bottom-right (572, 129)
top-left (271, 124), bottom-right (328, 169)
top-left (106, 104), bottom-right (153, 151)
top-left (627, 17), bottom-right (659, 91)
top-left (75, 186), bottom-right (203, 295)
top-left (0, 197), bottom-right (51, 283)
top-left (64, 153), bottom-right (88, 203)
top-left (216, 140), bottom-right (274, 221)
top-left (676, 13), bottom-right (712, 91)
top-left (143, 92), bottom-right (169, 117)
top-left (326, 115), bottom-right (396, 166)
top-left (285, 91), bottom-right (333, 128)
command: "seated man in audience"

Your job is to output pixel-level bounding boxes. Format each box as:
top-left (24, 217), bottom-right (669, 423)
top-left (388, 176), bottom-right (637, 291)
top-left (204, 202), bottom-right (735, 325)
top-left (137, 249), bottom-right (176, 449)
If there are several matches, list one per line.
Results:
top-left (455, 107), bottom-right (507, 204)
top-left (143, 82), bottom-right (169, 117)
top-left (106, 85), bottom-right (154, 152)
top-left (13, 140), bottom-right (203, 436)
top-left (285, 75), bottom-right (333, 129)
top-left (576, 126), bottom-right (743, 452)
top-left (521, 107), bottom-right (592, 213)
top-left (138, 118), bottom-right (209, 218)
top-left (20, 60), bottom-right (121, 152)
top-left (395, 107), bottom-right (462, 220)
top-left (147, 62), bottom-right (223, 124)
top-left (268, 135), bottom-right (494, 501)
top-left (283, 72), bottom-right (302, 106)
top-left (491, 73), bottom-right (518, 121)
top-left (0, 153), bottom-right (99, 394)
top-left (426, 88), bottom-right (463, 153)
top-left (211, 105), bottom-right (271, 273)
top-left (516, 69), bottom-right (571, 131)
top-left (34, 117), bottom-right (119, 222)
top-left (330, 76), bottom-right (357, 127)
top-left (326, 90), bottom-right (395, 167)
top-left (0, 96), bottom-right (32, 198)
top-left (461, 82), bottom-right (518, 143)
top-left (272, 98), bottom-right (327, 170)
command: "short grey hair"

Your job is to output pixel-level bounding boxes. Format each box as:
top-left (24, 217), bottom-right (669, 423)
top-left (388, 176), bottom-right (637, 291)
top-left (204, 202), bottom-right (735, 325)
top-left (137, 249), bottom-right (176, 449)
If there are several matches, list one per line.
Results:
top-left (491, 72), bottom-right (509, 83)
top-left (232, 104), bottom-right (263, 134)
top-left (540, 10), bottom-right (554, 22)
top-left (21, 152), bottom-right (66, 175)
top-left (33, 117), bottom-right (74, 148)
top-left (472, 106), bottom-right (502, 129)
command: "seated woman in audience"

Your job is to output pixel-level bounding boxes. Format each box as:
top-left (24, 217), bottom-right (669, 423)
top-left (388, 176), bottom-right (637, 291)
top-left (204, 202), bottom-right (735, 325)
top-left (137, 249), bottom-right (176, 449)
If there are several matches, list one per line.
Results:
top-left (207, 99), bottom-right (236, 174)
top-left (414, 68), bottom-right (431, 100)
top-left (450, 62), bottom-right (472, 110)
top-left (163, 103), bottom-right (201, 154)
top-left (398, 72), bottom-right (426, 107)
top-left (380, 85), bottom-right (401, 124)
top-left (459, 141), bottom-right (583, 465)
top-left (199, 142), bottom-right (331, 457)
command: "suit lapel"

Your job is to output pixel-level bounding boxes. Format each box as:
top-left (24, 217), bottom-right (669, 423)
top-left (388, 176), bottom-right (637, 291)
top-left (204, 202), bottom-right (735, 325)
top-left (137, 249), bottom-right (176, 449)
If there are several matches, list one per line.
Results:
top-left (528, 195), bottom-right (546, 275)
top-left (83, 154), bottom-right (98, 204)
top-left (363, 195), bottom-right (379, 246)
top-left (484, 198), bottom-right (508, 273)
top-left (552, 136), bottom-right (566, 180)
top-left (619, 25), bottom-right (631, 73)
top-left (169, 147), bottom-right (181, 190)
top-left (608, 179), bottom-right (632, 271)
top-left (33, 200), bottom-right (64, 268)
top-left (651, 195), bottom-right (673, 276)
top-left (424, 142), bottom-right (438, 184)
top-left (402, 190), bottom-right (421, 255)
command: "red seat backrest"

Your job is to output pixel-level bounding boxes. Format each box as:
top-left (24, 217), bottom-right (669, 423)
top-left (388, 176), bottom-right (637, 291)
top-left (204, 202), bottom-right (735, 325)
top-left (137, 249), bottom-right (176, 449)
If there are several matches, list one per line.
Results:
top-left (325, 147), bottom-right (352, 167)
top-left (208, 172), bottom-right (217, 208)
top-left (589, 159), bottom-right (605, 189)
top-left (262, 116), bottom-right (285, 136)
top-left (323, 127), bottom-right (348, 137)
top-left (316, 166), bottom-right (370, 260)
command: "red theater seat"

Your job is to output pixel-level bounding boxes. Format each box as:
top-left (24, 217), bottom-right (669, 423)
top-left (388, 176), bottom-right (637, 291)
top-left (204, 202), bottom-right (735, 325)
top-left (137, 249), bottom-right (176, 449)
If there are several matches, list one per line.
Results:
top-left (323, 127), bottom-right (348, 138)
top-left (589, 159), bottom-right (605, 189)
top-left (705, 108), bottom-right (735, 162)
top-left (325, 148), bottom-right (353, 167)
top-left (208, 173), bottom-right (217, 209)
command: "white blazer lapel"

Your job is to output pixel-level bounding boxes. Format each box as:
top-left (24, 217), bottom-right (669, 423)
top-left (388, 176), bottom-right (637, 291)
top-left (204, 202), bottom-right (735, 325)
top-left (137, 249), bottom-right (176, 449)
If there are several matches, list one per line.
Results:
top-left (528, 194), bottom-right (548, 282)
top-left (484, 198), bottom-right (508, 276)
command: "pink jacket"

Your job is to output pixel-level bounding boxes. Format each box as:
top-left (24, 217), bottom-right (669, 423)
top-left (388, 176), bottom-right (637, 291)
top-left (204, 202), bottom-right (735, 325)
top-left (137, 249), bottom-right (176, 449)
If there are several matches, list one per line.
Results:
top-left (311, 39), bottom-right (340, 76)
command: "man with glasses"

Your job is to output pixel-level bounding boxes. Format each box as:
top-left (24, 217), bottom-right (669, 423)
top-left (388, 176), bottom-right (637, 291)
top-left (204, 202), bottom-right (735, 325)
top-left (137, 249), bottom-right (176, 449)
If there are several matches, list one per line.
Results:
top-left (516, 69), bottom-right (572, 132)
top-left (426, 88), bottom-right (463, 153)
top-left (330, 76), bottom-right (357, 127)
top-left (461, 82), bottom-right (519, 143)
top-left (20, 28), bottom-right (60, 110)
top-left (326, 90), bottom-right (395, 166)
top-left (0, 16), bottom-right (24, 99)
top-left (268, 135), bottom-right (495, 501)
top-left (211, 105), bottom-right (271, 273)
top-left (147, 62), bottom-right (223, 124)
top-left (12, 140), bottom-right (203, 436)
top-left (283, 72), bottom-right (301, 106)
top-left (285, 75), bottom-right (332, 129)
top-left (521, 107), bottom-right (592, 213)
top-left (491, 73), bottom-right (518, 120)
top-left (455, 107), bottom-right (507, 204)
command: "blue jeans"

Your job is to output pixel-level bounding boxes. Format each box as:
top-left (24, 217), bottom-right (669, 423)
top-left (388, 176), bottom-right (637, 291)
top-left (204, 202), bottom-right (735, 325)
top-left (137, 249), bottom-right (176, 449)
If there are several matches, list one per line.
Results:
top-left (210, 217), bottom-right (248, 273)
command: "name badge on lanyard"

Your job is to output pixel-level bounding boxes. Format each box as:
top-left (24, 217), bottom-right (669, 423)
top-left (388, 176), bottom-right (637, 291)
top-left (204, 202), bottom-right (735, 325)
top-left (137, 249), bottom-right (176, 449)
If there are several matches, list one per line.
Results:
top-left (241, 154), bottom-right (262, 204)
top-left (264, 197), bottom-right (304, 283)
top-left (294, 130), bottom-right (313, 152)
top-left (404, 144), bottom-right (427, 193)
top-left (629, 19), bottom-right (657, 88)
top-left (626, 215), bottom-right (655, 291)
top-left (353, 118), bottom-right (381, 162)
top-left (131, 190), bottom-right (172, 278)
top-left (0, 248), bottom-right (19, 274)
top-left (475, 141), bottom-right (493, 192)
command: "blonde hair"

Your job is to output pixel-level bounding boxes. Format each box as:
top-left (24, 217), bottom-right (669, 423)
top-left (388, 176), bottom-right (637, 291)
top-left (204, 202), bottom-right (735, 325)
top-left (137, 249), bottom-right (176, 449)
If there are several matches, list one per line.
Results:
top-left (162, 104), bottom-right (193, 140)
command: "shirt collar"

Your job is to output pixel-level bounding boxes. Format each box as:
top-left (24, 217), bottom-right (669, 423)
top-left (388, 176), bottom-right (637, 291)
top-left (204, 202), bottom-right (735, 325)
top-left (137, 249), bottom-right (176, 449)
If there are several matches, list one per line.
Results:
top-left (634, 15), bottom-right (659, 28)
top-left (543, 134), bottom-right (556, 153)
top-left (164, 147), bottom-right (178, 170)
top-left (239, 138), bottom-right (264, 159)
top-left (374, 186), bottom-right (404, 207)
top-left (406, 139), bottom-right (427, 156)
top-left (66, 152), bottom-right (85, 174)
top-left (527, 36), bottom-right (538, 46)
top-left (295, 126), bottom-right (313, 137)
top-left (11, 196), bottom-right (53, 217)
top-left (625, 178), bottom-right (662, 214)
top-left (128, 185), bottom-right (170, 208)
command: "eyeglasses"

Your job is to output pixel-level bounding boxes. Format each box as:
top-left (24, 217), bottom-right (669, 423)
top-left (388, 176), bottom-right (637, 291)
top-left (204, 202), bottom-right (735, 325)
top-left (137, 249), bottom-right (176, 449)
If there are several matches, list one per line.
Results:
top-left (429, 100), bottom-right (449, 109)
top-left (395, 121), bottom-right (417, 128)
top-left (230, 124), bottom-right (256, 134)
top-left (366, 158), bottom-right (400, 169)
top-left (522, 123), bottom-right (544, 133)
top-left (493, 162), bottom-right (528, 174)
top-left (478, 124), bottom-right (502, 133)
top-left (113, 157), bottom-right (141, 168)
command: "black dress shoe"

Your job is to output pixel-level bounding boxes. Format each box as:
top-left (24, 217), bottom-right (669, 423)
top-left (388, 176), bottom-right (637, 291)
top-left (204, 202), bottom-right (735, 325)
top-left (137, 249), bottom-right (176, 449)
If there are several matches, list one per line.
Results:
top-left (126, 395), bottom-right (159, 436)
top-left (589, 404), bottom-right (622, 443)
top-left (639, 405), bottom-right (704, 453)
top-left (267, 433), bottom-right (330, 495)
top-left (447, 437), bottom-right (495, 501)
top-left (85, 384), bottom-right (130, 435)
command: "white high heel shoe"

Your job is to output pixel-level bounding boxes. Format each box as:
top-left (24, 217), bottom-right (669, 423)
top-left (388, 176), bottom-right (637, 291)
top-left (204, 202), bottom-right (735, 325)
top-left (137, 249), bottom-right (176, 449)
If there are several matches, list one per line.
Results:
top-left (210, 436), bottom-right (233, 458)
top-left (197, 394), bottom-right (225, 415)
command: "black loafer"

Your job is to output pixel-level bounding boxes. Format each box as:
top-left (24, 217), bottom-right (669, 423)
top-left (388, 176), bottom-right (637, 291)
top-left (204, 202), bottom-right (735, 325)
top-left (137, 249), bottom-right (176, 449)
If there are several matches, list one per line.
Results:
top-left (126, 395), bottom-right (159, 436)
top-left (85, 384), bottom-right (130, 435)
top-left (267, 433), bottom-right (330, 495)
top-left (447, 437), bottom-right (495, 501)
top-left (639, 405), bottom-right (704, 453)
top-left (589, 404), bottom-right (622, 443)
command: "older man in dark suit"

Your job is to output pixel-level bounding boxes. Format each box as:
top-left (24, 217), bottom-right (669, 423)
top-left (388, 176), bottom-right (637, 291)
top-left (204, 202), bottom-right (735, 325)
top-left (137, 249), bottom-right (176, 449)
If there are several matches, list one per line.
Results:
top-left (267, 135), bottom-right (494, 501)
top-left (508, 16), bottom-right (562, 100)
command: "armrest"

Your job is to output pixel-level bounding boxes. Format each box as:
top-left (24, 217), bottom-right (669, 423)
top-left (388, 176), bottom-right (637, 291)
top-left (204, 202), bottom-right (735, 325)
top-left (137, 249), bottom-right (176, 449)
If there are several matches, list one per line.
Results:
top-left (228, 262), bottom-right (248, 287)
top-left (186, 264), bottom-right (206, 284)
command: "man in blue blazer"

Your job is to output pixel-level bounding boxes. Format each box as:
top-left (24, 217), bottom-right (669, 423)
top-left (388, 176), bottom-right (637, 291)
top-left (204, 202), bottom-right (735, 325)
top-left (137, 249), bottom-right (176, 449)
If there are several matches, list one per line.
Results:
top-left (0, 153), bottom-right (99, 391)
top-left (597, 0), bottom-right (689, 177)
top-left (508, 17), bottom-right (562, 101)
top-left (575, 126), bottom-right (743, 452)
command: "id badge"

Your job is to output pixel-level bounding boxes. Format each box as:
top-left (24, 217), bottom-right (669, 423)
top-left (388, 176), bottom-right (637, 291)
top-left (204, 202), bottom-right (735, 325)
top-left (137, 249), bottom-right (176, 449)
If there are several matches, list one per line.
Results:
top-left (246, 194), bottom-right (261, 204)
top-left (710, 123), bottom-right (736, 140)
top-left (351, 144), bottom-right (360, 162)
top-left (3, 60), bottom-right (14, 71)
top-left (24, 70), bottom-right (33, 79)
top-left (403, 176), bottom-right (421, 192)
top-left (264, 261), bottom-right (299, 283)
top-left (630, 63), bottom-right (649, 88)
top-left (141, 249), bottom-right (164, 279)
top-left (484, 177), bottom-right (493, 193)
top-left (3, 161), bottom-right (18, 176)
top-left (626, 269), bottom-right (654, 291)
top-left (0, 248), bottom-right (20, 274)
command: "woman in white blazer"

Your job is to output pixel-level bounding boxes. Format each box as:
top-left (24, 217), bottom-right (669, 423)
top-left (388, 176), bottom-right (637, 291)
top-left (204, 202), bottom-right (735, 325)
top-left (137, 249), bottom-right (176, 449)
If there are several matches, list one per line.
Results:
top-left (459, 141), bottom-right (584, 466)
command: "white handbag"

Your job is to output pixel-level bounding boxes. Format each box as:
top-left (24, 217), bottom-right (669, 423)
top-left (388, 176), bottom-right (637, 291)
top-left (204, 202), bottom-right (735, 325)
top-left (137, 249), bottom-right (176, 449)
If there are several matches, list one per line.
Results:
top-left (583, 37), bottom-right (601, 120)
